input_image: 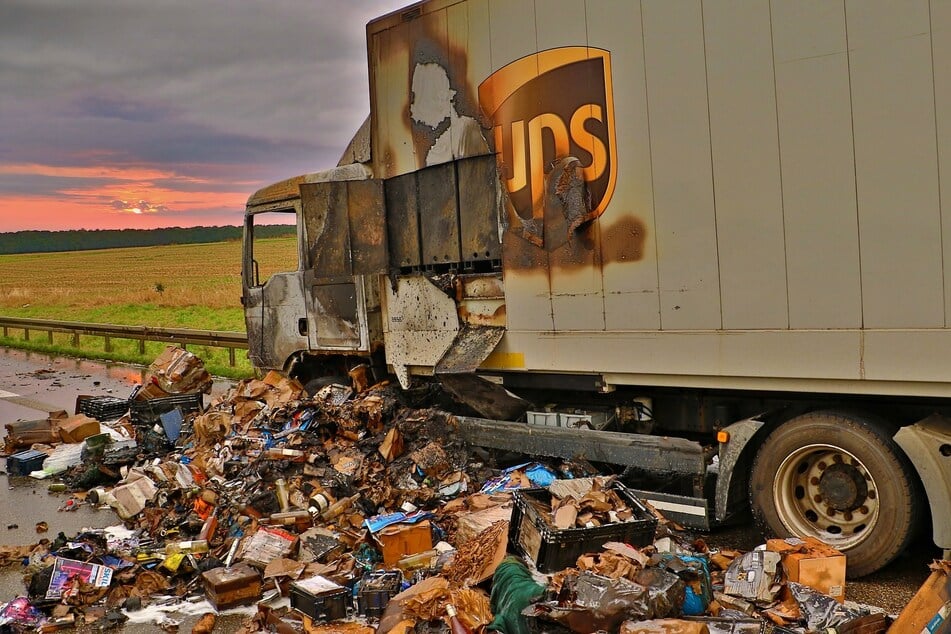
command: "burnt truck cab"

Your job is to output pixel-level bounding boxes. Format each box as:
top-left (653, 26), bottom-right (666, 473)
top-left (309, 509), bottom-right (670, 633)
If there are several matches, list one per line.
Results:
top-left (242, 161), bottom-right (383, 385)
top-left (241, 115), bottom-right (506, 392)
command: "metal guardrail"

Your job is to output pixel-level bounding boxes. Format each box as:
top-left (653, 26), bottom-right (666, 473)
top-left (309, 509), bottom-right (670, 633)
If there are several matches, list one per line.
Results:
top-left (0, 316), bottom-right (248, 366)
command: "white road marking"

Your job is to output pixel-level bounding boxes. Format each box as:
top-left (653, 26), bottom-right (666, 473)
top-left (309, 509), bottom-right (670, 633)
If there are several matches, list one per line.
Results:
top-left (644, 499), bottom-right (708, 517)
top-left (0, 389), bottom-right (60, 413)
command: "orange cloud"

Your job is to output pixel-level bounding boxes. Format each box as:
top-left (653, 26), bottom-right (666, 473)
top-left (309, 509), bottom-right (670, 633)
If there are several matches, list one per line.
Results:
top-left (0, 159), bottom-right (252, 230)
top-left (0, 195), bottom-right (243, 231)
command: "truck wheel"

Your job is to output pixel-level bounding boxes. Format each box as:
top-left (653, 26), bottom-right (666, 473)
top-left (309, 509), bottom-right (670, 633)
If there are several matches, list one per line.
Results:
top-left (749, 411), bottom-right (921, 578)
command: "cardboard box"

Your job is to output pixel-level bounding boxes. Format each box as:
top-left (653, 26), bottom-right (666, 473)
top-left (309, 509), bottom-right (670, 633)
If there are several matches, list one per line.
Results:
top-left (202, 563), bottom-right (262, 610)
top-left (377, 520), bottom-right (433, 566)
top-left (57, 415), bottom-right (101, 443)
top-left (110, 472), bottom-right (158, 519)
top-left (143, 345), bottom-right (212, 395)
top-left (766, 537), bottom-right (846, 602)
top-left (890, 561), bottom-right (951, 634)
top-left (4, 417), bottom-right (59, 453)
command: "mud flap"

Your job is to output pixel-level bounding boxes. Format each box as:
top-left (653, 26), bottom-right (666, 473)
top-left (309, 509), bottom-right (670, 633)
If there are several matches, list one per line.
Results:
top-left (894, 414), bottom-right (951, 550)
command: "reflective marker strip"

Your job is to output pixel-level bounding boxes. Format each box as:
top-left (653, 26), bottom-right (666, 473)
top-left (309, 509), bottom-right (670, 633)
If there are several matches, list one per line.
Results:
top-left (645, 499), bottom-right (708, 517)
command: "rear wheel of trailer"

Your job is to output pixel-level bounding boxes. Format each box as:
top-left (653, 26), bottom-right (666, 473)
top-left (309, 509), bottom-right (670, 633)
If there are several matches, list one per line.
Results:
top-left (749, 410), bottom-right (923, 577)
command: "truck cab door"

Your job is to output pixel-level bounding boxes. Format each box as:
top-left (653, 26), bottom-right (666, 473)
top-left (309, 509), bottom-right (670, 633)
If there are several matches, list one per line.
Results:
top-left (243, 209), bottom-right (308, 370)
top-left (300, 179), bottom-right (386, 352)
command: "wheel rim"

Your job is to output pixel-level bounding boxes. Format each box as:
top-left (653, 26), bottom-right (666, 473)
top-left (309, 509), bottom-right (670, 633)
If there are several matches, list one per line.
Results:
top-left (772, 443), bottom-right (881, 549)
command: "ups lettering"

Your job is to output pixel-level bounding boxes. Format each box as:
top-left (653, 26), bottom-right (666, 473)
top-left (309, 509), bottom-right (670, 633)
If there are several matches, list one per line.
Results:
top-left (493, 105), bottom-right (608, 216)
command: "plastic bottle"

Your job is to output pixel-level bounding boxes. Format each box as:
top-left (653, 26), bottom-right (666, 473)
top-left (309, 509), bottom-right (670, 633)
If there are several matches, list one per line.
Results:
top-left (309, 491), bottom-right (333, 512)
top-left (445, 605), bottom-right (473, 634)
top-left (274, 478), bottom-right (290, 512)
top-left (165, 539), bottom-right (209, 555)
top-left (263, 448), bottom-right (306, 462)
top-left (320, 493), bottom-right (360, 521)
top-left (198, 510), bottom-right (218, 541)
top-left (262, 510), bottom-right (313, 528)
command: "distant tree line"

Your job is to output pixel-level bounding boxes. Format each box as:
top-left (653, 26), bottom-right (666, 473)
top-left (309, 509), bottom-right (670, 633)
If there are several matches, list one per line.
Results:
top-left (0, 225), bottom-right (296, 255)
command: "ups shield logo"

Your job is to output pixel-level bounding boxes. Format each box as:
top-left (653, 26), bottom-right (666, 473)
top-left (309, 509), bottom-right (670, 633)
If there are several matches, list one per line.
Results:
top-left (479, 47), bottom-right (617, 243)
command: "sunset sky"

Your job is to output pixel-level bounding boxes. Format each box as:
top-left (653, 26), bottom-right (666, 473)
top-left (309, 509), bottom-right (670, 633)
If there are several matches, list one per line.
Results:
top-left (0, 0), bottom-right (406, 232)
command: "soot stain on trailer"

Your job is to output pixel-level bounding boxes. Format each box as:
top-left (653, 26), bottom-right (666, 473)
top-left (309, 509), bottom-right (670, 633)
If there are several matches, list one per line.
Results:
top-left (394, 12), bottom-right (491, 171)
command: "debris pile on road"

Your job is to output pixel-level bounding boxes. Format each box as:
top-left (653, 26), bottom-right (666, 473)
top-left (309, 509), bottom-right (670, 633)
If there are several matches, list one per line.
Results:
top-left (0, 346), bottom-right (935, 633)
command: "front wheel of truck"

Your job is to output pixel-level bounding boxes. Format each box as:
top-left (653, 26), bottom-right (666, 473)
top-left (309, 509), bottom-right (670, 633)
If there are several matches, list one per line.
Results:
top-left (749, 410), bottom-right (922, 578)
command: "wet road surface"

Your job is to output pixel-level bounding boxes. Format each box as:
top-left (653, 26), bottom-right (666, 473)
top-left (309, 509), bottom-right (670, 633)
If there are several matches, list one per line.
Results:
top-left (0, 347), bottom-right (937, 627)
top-left (0, 348), bottom-right (245, 631)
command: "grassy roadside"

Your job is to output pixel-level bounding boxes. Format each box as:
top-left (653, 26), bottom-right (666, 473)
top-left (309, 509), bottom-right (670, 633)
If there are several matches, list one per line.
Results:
top-left (0, 237), bottom-right (297, 379)
top-left (0, 332), bottom-right (254, 380)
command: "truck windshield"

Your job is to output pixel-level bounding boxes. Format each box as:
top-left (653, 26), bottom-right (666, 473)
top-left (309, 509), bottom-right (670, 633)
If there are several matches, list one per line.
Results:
top-left (245, 210), bottom-right (298, 287)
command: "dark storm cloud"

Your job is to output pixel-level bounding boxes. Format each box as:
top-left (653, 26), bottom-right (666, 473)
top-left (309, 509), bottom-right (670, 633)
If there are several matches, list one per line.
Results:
top-left (0, 0), bottom-right (406, 219)
top-left (0, 173), bottom-right (111, 197)
top-left (72, 94), bottom-right (174, 123)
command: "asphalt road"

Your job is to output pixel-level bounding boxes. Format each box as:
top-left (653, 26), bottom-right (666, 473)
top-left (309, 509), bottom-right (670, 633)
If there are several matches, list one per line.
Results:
top-left (0, 347), bottom-right (938, 622)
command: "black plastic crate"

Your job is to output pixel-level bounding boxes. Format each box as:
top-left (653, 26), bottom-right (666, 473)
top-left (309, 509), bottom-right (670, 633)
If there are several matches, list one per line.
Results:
top-left (75, 395), bottom-right (130, 421)
top-left (508, 482), bottom-right (657, 574)
top-left (357, 570), bottom-right (402, 618)
top-left (7, 449), bottom-right (47, 476)
top-left (289, 576), bottom-right (349, 622)
top-left (129, 393), bottom-right (203, 427)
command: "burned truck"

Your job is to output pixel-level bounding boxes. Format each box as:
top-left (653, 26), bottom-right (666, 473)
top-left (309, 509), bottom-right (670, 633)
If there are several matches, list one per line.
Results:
top-left (242, 0), bottom-right (951, 576)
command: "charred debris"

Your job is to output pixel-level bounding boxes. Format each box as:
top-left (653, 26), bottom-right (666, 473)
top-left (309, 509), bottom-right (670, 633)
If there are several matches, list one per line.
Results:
top-left (0, 346), bottom-right (935, 633)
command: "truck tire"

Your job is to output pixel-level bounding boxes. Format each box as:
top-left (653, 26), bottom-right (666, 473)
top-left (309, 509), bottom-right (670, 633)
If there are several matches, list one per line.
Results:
top-left (749, 410), bottom-right (921, 578)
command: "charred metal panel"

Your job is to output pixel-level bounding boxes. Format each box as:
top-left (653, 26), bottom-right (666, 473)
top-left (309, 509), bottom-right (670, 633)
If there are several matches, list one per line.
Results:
top-left (312, 283), bottom-right (360, 349)
top-left (302, 179), bottom-right (386, 277)
top-left (543, 157), bottom-right (606, 332)
top-left (457, 155), bottom-right (501, 262)
top-left (337, 116), bottom-right (371, 167)
top-left (382, 276), bottom-right (460, 388)
top-left (257, 272), bottom-right (309, 371)
top-left (453, 415), bottom-right (705, 475)
top-left (244, 285), bottom-right (266, 368)
top-left (384, 172), bottom-right (422, 268)
top-left (418, 162), bottom-right (461, 264)
top-left (456, 272), bottom-right (506, 327)
top-left (301, 182), bottom-right (351, 279)
top-left (346, 179), bottom-right (388, 275)
top-left (439, 374), bottom-right (528, 421)
top-left (434, 324), bottom-right (504, 374)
